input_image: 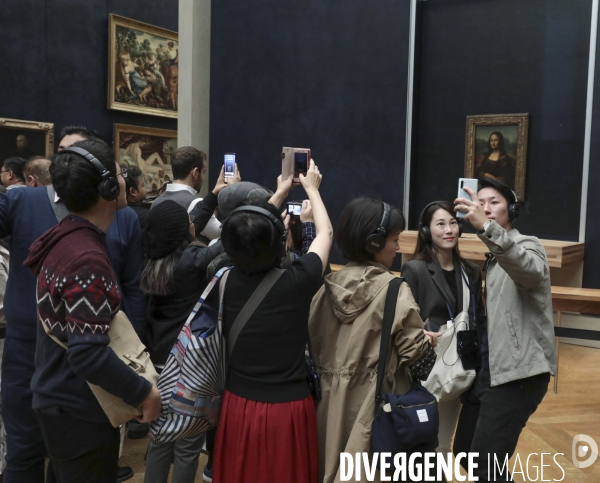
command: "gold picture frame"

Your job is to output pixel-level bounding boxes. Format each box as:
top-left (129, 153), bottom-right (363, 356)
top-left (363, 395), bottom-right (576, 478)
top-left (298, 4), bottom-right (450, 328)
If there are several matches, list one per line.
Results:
top-left (464, 113), bottom-right (529, 200)
top-left (0, 118), bottom-right (54, 161)
top-left (108, 14), bottom-right (178, 119)
top-left (114, 123), bottom-right (178, 196)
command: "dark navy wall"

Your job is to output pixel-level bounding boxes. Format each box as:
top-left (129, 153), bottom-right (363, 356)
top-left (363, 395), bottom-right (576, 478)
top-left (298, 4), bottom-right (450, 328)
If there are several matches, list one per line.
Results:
top-left (584, 12), bottom-right (600, 288)
top-left (410, 0), bottom-right (591, 244)
top-left (0, 0), bottom-right (177, 147)
top-left (209, 0), bottom-right (411, 265)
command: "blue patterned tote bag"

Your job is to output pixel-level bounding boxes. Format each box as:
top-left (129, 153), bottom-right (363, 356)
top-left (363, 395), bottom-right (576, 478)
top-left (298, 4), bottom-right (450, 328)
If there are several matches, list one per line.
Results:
top-left (149, 267), bottom-right (230, 443)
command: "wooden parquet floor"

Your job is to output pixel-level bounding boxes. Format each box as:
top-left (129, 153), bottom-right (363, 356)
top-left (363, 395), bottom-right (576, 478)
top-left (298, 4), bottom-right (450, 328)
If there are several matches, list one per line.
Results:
top-left (120, 343), bottom-right (600, 482)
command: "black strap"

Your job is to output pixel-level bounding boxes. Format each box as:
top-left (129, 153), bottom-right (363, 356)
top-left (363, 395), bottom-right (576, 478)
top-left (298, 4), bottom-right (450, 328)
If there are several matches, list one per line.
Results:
top-left (375, 277), bottom-right (403, 400)
top-left (459, 265), bottom-right (476, 328)
top-left (228, 268), bottom-right (285, 356)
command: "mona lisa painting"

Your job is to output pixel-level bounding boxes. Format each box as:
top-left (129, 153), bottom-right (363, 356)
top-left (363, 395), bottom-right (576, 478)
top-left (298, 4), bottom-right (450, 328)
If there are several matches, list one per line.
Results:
top-left (464, 113), bottom-right (529, 200)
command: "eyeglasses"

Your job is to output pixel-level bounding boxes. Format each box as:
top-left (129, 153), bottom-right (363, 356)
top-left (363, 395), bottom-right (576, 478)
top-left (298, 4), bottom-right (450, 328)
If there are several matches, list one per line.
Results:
top-left (189, 215), bottom-right (196, 225)
top-left (118, 168), bottom-right (128, 179)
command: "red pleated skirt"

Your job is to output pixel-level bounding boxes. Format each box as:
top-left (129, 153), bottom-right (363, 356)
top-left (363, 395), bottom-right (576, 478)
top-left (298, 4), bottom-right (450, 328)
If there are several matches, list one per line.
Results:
top-left (213, 390), bottom-right (318, 483)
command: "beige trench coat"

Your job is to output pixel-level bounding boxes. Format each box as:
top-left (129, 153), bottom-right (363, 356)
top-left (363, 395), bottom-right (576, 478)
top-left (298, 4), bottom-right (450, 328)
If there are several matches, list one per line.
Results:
top-left (309, 262), bottom-right (430, 483)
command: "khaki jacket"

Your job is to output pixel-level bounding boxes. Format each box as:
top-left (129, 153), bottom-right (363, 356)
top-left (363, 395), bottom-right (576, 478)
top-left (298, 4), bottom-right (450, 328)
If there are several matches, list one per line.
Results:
top-left (479, 222), bottom-right (556, 385)
top-left (308, 262), bottom-right (430, 483)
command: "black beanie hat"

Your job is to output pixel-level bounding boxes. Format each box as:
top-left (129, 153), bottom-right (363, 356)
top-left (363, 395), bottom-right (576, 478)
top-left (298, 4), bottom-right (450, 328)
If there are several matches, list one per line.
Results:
top-left (143, 200), bottom-right (190, 259)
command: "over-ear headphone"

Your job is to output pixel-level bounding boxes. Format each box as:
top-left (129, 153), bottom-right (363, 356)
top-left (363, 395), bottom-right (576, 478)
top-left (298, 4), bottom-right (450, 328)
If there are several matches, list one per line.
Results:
top-left (418, 201), bottom-right (463, 242)
top-left (507, 190), bottom-right (519, 222)
top-left (59, 146), bottom-right (120, 201)
top-left (479, 178), bottom-right (519, 222)
top-left (229, 205), bottom-right (288, 261)
top-left (365, 202), bottom-right (390, 254)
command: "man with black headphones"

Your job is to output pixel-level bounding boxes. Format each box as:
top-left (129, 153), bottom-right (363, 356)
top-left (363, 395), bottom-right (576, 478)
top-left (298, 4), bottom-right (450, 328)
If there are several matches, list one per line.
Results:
top-left (23, 139), bottom-right (161, 482)
top-left (453, 178), bottom-right (556, 482)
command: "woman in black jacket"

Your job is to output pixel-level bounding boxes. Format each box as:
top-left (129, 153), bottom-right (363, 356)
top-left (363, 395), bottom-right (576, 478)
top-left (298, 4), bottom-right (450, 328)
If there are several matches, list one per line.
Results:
top-left (401, 200), bottom-right (486, 455)
top-left (141, 200), bottom-right (224, 483)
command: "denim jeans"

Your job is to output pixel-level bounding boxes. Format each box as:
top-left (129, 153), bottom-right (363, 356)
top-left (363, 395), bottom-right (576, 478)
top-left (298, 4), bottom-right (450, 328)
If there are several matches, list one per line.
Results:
top-left (453, 368), bottom-right (550, 482)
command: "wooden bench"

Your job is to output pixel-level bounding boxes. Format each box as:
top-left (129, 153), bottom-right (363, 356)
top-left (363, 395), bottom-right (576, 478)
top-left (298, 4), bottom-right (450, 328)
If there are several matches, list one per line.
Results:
top-left (551, 287), bottom-right (600, 394)
top-left (330, 264), bottom-right (600, 394)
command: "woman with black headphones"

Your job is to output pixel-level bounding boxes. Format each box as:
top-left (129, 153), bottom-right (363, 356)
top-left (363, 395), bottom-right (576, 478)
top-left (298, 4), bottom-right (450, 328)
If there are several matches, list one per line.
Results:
top-left (309, 197), bottom-right (440, 483)
top-left (211, 160), bottom-right (332, 483)
top-left (401, 201), bottom-right (485, 456)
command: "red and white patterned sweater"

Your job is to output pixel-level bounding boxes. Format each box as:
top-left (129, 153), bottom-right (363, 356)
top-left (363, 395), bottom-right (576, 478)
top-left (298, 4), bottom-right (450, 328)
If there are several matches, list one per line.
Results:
top-left (24, 216), bottom-right (151, 423)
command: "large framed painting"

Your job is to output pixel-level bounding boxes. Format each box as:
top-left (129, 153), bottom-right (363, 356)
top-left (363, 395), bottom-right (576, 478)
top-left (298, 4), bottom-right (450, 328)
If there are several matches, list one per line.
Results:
top-left (0, 118), bottom-right (54, 162)
top-left (114, 124), bottom-right (177, 195)
top-left (108, 14), bottom-right (178, 118)
top-left (464, 113), bottom-right (529, 200)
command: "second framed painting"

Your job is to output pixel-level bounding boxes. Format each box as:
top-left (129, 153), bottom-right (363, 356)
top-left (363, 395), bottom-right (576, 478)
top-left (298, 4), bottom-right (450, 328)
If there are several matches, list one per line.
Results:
top-left (114, 124), bottom-right (177, 196)
top-left (108, 14), bottom-right (178, 118)
top-left (464, 113), bottom-right (529, 200)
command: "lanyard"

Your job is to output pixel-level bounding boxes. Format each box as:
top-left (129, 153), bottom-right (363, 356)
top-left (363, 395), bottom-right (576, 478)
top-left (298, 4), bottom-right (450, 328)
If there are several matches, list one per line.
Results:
top-left (443, 265), bottom-right (477, 330)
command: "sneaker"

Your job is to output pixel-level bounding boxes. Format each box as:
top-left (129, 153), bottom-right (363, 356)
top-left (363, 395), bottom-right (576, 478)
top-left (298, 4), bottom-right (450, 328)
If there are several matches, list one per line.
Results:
top-left (117, 466), bottom-right (134, 482)
top-left (202, 466), bottom-right (213, 483)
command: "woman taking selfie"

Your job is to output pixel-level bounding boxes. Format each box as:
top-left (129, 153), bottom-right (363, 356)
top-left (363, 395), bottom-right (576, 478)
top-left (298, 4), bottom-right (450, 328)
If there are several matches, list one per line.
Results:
top-left (401, 201), bottom-right (485, 454)
top-left (309, 197), bottom-right (440, 483)
top-left (213, 160), bottom-right (332, 483)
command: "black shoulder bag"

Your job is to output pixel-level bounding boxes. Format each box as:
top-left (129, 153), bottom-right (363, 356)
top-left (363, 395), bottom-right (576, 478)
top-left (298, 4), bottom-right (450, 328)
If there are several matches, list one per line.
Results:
top-left (371, 278), bottom-right (439, 454)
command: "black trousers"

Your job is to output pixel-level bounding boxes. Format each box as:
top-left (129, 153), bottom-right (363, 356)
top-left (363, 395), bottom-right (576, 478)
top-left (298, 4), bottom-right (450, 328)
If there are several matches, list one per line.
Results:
top-left (453, 368), bottom-right (550, 482)
top-left (36, 407), bottom-right (120, 483)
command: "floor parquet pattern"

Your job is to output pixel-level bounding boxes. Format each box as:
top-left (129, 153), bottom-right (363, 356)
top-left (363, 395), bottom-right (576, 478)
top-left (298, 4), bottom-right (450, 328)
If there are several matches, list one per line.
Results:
top-left (120, 343), bottom-right (600, 482)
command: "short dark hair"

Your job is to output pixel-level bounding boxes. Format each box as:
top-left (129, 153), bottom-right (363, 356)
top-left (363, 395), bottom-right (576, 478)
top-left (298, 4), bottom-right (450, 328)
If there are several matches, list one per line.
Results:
top-left (59, 126), bottom-right (105, 143)
top-left (171, 147), bottom-right (206, 180)
top-left (2, 157), bottom-right (26, 181)
top-left (24, 156), bottom-right (52, 185)
top-left (50, 139), bottom-right (116, 212)
top-left (335, 197), bottom-right (405, 263)
top-left (478, 178), bottom-right (518, 205)
top-left (124, 165), bottom-right (143, 193)
top-left (221, 199), bottom-right (284, 275)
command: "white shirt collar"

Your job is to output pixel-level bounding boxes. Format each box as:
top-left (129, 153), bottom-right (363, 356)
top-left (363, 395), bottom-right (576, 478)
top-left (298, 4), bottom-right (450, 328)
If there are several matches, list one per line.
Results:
top-left (6, 184), bottom-right (27, 190)
top-left (165, 183), bottom-right (197, 196)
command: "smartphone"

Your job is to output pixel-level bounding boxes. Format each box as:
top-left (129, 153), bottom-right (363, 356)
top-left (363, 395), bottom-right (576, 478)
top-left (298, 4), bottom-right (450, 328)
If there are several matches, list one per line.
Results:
top-left (287, 202), bottom-right (302, 216)
top-left (456, 330), bottom-right (481, 370)
top-left (281, 147), bottom-right (310, 182)
top-left (293, 149), bottom-right (310, 182)
top-left (457, 178), bottom-right (478, 218)
top-left (224, 153), bottom-right (236, 178)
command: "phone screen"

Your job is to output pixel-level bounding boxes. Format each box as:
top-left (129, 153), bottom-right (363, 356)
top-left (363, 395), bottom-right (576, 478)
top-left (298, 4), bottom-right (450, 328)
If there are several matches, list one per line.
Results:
top-left (294, 152), bottom-right (308, 177)
top-left (224, 153), bottom-right (236, 177)
top-left (287, 203), bottom-right (302, 216)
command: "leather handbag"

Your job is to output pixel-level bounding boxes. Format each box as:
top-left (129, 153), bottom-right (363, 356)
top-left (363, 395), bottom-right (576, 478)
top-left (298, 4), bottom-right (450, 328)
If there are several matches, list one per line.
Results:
top-left (44, 310), bottom-right (159, 428)
top-left (372, 278), bottom-right (439, 454)
top-left (422, 265), bottom-right (477, 402)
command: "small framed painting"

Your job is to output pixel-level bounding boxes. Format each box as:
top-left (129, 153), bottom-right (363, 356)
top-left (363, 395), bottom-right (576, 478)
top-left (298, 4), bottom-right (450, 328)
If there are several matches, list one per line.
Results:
top-left (464, 113), bottom-right (529, 200)
top-left (114, 123), bottom-right (177, 196)
top-left (0, 118), bottom-right (54, 161)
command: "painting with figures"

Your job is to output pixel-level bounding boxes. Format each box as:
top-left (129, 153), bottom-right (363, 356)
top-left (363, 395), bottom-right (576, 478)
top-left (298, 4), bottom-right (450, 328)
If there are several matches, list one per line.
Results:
top-left (108, 14), bottom-right (178, 118)
top-left (114, 124), bottom-right (177, 195)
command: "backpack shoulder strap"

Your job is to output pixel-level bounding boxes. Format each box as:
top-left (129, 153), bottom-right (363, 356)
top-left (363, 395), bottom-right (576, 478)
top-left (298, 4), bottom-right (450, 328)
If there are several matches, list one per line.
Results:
top-left (375, 277), bottom-right (403, 400)
top-left (228, 268), bottom-right (285, 356)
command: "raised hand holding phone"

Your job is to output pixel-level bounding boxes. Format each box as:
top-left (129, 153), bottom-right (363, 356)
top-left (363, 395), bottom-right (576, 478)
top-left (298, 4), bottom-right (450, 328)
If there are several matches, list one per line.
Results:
top-left (455, 186), bottom-right (488, 231)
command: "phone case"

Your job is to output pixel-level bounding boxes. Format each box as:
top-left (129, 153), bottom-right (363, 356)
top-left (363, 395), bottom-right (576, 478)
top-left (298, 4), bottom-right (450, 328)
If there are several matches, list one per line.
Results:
top-left (282, 147), bottom-right (294, 181)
